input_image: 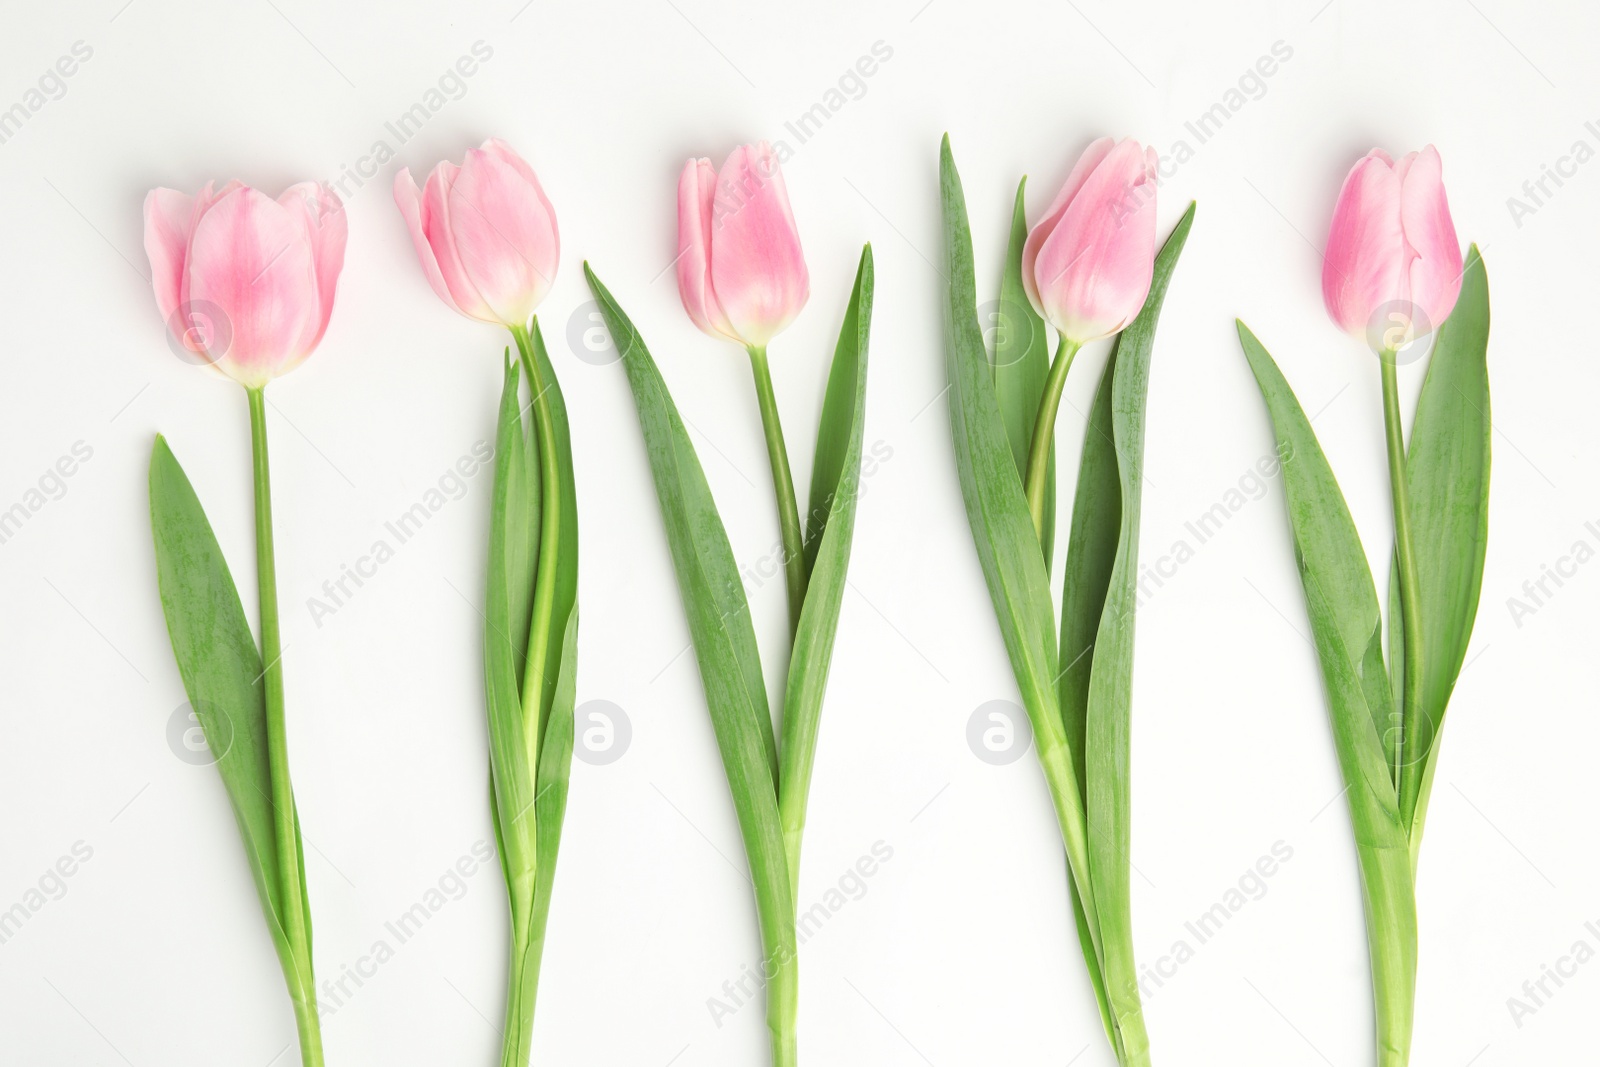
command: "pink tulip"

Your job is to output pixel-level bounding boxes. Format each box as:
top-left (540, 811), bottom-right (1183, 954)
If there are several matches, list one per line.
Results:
top-left (394, 139), bottom-right (559, 329)
top-left (1323, 146), bottom-right (1462, 348)
top-left (144, 181), bottom-right (346, 388)
top-left (1021, 137), bottom-right (1159, 345)
top-left (676, 141), bottom-right (809, 349)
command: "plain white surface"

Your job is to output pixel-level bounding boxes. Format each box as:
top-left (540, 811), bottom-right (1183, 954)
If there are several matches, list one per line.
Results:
top-left (1, 0), bottom-right (1596, 1064)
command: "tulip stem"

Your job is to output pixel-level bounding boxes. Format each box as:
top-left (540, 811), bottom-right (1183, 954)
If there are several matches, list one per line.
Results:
top-left (1381, 356), bottom-right (1427, 820)
top-left (747, 345), bottom-right (807, 638)
top-left (1024, 336), bottom-right (1081, 543)
top-left (246, 387), bottom-right (323, 1067)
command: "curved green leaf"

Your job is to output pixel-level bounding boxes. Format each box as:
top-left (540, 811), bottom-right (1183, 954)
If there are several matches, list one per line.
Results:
top-left (148, 436), bottom-right (306, 992)
top-left (1398, 245), bottom-right (1491, 850)
top-left (1059, 355), bottom-right (1120, 807)
top-left (938, 134), bottom-right (1105, 1005)
top-left (993, 178), bottom-right (1055, 567)
top-left (485, 356), bottom-right (540, 897)
top-left (780, 246), bottom-right (874, 900)
top-left (1083, 203), bottom-right (1195, 1059)
top-left (585, 261), bottom-right (795, 991)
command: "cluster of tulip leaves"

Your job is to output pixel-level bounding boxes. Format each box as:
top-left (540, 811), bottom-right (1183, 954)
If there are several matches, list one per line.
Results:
top-left (939, 133), bottom-right (1195, 1065)
top-left (1235, 246), bottom-right (1490, 1063)
top-left (482, 322), bottom-right (580, 1065)
top-left (583, 248), bottom-right (873, 1063)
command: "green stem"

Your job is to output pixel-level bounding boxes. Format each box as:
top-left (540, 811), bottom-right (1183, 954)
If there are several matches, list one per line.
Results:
top-left (511, 323), bottom-right (564, 741)
top-left (1382, 358), bottom-right (1426, 818)
top-left (500, 923), bottom-right (538, 1067)
top-left (1023, 337), bottom-right (1080, 541)
top-left (1360, 836), bottom-right (1419, 1066)
top-left (747, 345), bottom-right (807, 638)
top-left (765, 939), bottom-right (800, 1067)
top-left (247, 387), bottom-right (322, 1067)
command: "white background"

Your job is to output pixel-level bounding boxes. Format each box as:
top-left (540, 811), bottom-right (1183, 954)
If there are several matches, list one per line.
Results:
top-left (1, 0), bottom-right (1595, 1064)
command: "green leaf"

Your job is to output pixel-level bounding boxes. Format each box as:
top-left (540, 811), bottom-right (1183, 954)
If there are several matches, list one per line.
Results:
top-left (1236, 321), bottom-right (1417, 1061)
top-left (1056, 358), bottom-right (1123, 1060)
top-left (485, 357), bottom-right (539, 897)
top-left (938, 136), bottom-right (1073, 799)
top-left (992, 178), bottom-right (1055, 566)
top-left (148, 436), bottom-right (303, 983)
top-left (1059, 335), bottom-right (1122, 810)
top-left (520, 322), bottom-right (581, 746)
top-left (521, 608), bottom-right (579, 1020)
top-left (1397, 245), bottom-right (1491, 850)
top-left (586, 260), bottom-right (795, 976)
top-left (1081, 203), bottom-right (1195, 1059)
top-left (780, 246), bottom-right (874, 899)
top-left (504, 349), bottom-right (542, 700)
top-left (939, 134), bottom-right (1105, 1014)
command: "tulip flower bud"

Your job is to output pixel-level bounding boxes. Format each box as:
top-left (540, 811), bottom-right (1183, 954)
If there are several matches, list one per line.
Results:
top-left (676, 141), bottom-right (809, 349)
top-left (144, 180), bottom-right (347, 388)
top-left (1020, 137), bottom-right (1159, 345)
top-left (394, 138), bottom-right (560, 329)
top-left (1323, 146), bottom-right (1462, 355)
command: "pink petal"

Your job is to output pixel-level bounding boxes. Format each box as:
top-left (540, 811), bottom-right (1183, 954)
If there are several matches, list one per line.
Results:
top-left (1020, 136), bottom-right (1117, 318)
top-left (394, 168), bottom-right (463, 315)
top-left (185, 186), bottom-right (320, 387)
top-left (1030, 138), bottom-right (1157, 343)
top-left (447, 143), bottom-right (559, 327)
top-left (144, 187), bottom-right (196, 336)
top-left (1322, 150), bottom-right (1406, 337)
top-left (1397, 145), bottom-right (1462, 333)
top-left (279, 182), bottom-right (347, 354)
top-left (708, 142), bottom-right (808, 348)
top-left (421, 162), bottom-right (498, 323)
top-left (676, 158), bottom-right (739, 342)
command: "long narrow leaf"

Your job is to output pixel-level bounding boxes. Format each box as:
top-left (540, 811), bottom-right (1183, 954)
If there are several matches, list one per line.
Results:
top-left (1060, 332), bottom-right (1122, 804)
top-left (523, 322), bottom-right (581, 745)
top-left (486, 356), bottom-right (539, 901)
top-left (1397, 245), bottom-right (1491, 849)
top-left (148, 436), bottom-right (304, 985)
top-left (992, 178), bottom-right (1055, 565)
top-left (1083, 203), bottom-right (1195, 1059)
top-left (585, 261), bottom-right (795, 968)
top-left (938, 137), bottom-right (1073, 797)
top-left (938, 135), bottom-right (1104, 995)
top-left (780, 246), bottom-right (874, 898)
top-left (505, 352), bottom-right (542, 696)
top-left (524, 609), bottom-right (578, 1012)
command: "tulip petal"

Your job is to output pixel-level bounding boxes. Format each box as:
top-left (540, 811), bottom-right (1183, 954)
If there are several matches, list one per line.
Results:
top-left (676, 158), bottom-right (739, 342)
top-left (185, 186), bottom-right (319, 387)
top-left (709, 142), bottom-right (808, 348)
top-left (1020, 136), bottom-right (1116, 317)
top-left (448, 143), bottom-right (560, 327)
top-left (1322, 149), bottom-right (1406, 338)
top-left (423, 162), bottom-right (499, 323)
top-left (394, 168), bottom-right (463, 315)
top-left (1397, 146), bottom-right (1462, 332)
top-left (279, 182), bottom-right (347, 354)
top-left (144, 187), bottom-right (196, 336)
top-left (1031, 139), bottom-right (1158, 343)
